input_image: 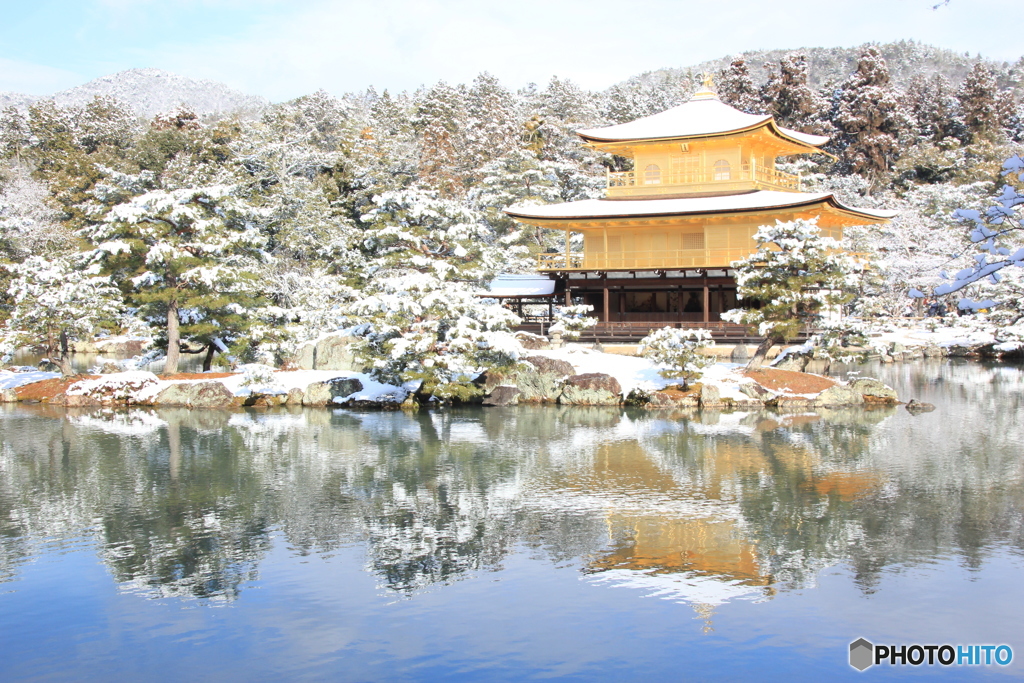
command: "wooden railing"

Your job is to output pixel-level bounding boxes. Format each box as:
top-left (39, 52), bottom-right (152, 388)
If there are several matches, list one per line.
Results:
top-left (606, 164), bottom-right (800, 197)
top-left (537, 248), bottom-right (869, 271)
top-left (536, 247), bottom-right (756, 271)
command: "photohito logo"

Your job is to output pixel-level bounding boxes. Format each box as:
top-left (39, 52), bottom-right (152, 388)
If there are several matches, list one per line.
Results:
top-left (849, 639), bottom-right (1012, 671)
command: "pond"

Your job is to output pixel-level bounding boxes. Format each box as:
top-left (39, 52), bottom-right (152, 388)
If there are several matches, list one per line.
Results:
top-left (1, 360), bottom-right (1022, 680)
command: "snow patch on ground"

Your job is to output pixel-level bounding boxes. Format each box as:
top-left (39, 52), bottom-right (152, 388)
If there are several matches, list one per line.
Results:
top-left (0, 370), bottom-right (61, 390)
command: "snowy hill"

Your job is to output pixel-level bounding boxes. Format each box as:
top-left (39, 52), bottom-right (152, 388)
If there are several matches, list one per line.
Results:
top-left (2, 68), bottom-right (268, 118)
top-left (0, 91), bottom-right (36, 111)
top-left (627, 40), bottom-right (1021, 91)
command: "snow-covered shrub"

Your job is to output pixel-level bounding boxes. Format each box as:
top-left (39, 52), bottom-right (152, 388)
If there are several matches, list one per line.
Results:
top-left (65, 372), bottom-right (160, 404)
top-left (549, 304), bottom-right (597, 340)
top-left (348, 273), bottom-right (522, 401)
top-left (237, 364), bottom-right (285, 395)
top-left (638, 327), bottom-right (715, 384)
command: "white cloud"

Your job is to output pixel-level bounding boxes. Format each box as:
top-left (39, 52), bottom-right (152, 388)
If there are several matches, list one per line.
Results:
top-left (0, 58), bottom-right (83, 95)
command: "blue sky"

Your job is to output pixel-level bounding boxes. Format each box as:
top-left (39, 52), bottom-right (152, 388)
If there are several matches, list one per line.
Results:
top-left (0, 0), bottom-right (1020, 101)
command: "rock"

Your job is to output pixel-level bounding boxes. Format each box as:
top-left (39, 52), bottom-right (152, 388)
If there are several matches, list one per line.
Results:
top-left (698, 383), bottom-right (722, 408)
top-left (879, 354), bottom-right (893, 363)
top-left (303, 381), bottom-right (332, 406)
top-left (891, 342), bottom-right (905, 354)
top-left (515, 332), bottom-right (550, 350)
top-left (400, 393), bottom-right (419, 411)
top-left (849, 378), bottom-right (899, 404)
top-left (313, 335), bottom-right (364, 372)
top-left (774, 354), bottom-right (809, 372)
top-left (95, 338), bottom-right (149, 356)
top-left (739, 381), bottom-right (773, 400)
top-left (295, 343), bottom-right (316, 370)
top-left (523, 356), bottom-right (575, 377)
top-left (773, 396), bottom-right (814, 409)
top-left (647, 387), bottom-right (700, 408)
top-left (243, 393), bottom-right (287, 407)
top-left (58, 393), bottom-right (102, 407)
top-left (890, 351), bottom-right (905, 362)
top-left (905, 399), bottom-right (936, 414)
top-left (71, 341), bottom-right (100, 353)
top-left (730, 345), bottom-right (749, 362)
top-left (302, 377), bottom-right (364, 407)
top-left (814, 384), bottom-right (865, 407)
top-left (285, 387), bottom-right (305, 405)
top-left (153, 381), bottom-right (235, 408)
top-left (513, 370), bottom-right (563, 403)
top-left (97, 362), bottom-right (122, 374)
top-left (37, 359), bottom-right (61, 372)
top-left (0, 388), bottom-right (18, 403)
top-left (483, 385), bottom-right (521, 406)
top-left (804, 358), bottom-right (831, 375)
top-left (559, 373), bottom-right (621, 406)
top-left (923, 345), bottom-right (943, 358)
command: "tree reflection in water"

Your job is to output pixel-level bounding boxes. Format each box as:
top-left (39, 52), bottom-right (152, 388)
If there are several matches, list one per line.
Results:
top-left (1, 361), bottom-right (1022, 617)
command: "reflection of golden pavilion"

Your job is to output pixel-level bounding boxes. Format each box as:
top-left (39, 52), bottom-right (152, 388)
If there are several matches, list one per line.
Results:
top-left (546, 428), bottom-right (883, 615)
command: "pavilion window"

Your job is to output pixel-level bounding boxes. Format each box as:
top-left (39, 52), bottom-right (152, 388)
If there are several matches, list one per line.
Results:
top-left (713, 159), bottom-right (731, 181)
top-left (644, 164), bottom-right (662, 185)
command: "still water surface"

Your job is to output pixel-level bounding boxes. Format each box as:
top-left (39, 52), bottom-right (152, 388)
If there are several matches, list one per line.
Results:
top-left (1, 360), bottom-right (1022, 680)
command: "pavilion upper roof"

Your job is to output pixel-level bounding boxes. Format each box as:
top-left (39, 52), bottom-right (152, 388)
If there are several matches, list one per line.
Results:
top-left (576, 92), bottom-right (829, 151)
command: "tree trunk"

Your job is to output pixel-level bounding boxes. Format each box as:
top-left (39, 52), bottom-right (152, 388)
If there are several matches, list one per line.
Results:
top-left (202, 344), bottom-right (216, 372)
top-left (745, 337), bottom-right (776, 372)
top-left (57, 330), bottom-right (76, 378)
top-left (165, 304), bottom-right (180, 376)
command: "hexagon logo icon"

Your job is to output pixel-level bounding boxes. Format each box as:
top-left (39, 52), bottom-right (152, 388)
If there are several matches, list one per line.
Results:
top-left (850, 638), bottom-right (874, 671)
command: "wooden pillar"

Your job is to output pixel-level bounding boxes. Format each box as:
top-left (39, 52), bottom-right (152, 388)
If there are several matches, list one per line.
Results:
top-left (565, 286), bottom-right (571, 307)
top-left (603, 286), bottom-right (610, 323)
top-left (565, 229), bottom-right (570, 269)
top-left (548, 299), bottom-right (553, 320)
top-left (703, 283), bottom-right (710, 324)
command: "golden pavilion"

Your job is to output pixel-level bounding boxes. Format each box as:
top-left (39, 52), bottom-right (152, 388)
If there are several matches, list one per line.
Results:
top-left (504, 80), bottom-right (895, 340)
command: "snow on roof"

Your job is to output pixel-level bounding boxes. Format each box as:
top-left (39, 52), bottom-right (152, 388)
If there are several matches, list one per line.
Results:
top-left (576, 96), bottom-right (829, 148)
top-left (486, 274), bottom-right (557, 297)
top-left (506, 191), bottom-right (897, 222)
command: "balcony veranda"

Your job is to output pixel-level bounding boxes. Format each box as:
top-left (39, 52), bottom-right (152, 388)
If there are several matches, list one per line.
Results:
top-left (605, 164), bottom-right (800, 198)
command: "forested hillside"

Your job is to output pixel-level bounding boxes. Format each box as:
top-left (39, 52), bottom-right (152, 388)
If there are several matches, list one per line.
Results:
top-left (1, 42), bottom-right (1022, 390)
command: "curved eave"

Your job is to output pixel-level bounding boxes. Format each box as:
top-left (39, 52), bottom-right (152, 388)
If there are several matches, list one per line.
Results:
top-left (505, 194), bottom-right (895, 224)
top-left (579, 119), bottom-right (832, 158)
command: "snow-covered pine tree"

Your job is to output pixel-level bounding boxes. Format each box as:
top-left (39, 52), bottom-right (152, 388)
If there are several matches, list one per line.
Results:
top-left (413, 82), bottom-right (470, 197)
top-left (531, 77), bottom-right (606, 203)
top-left (723, 218), bottom-right (862, 371)
top-left (469, 146), bottom-right (561, 259)
top-left (717, 58), bottom-right (765, 114)
top-left (83, 179), bottom-right (266, 374)
top-left (835, 47), bottom-right (909, 189)
top-left (1, 255), bottom-right (122, 374)
top-left (761, 53), bottom-right (831, 134)
top-left (902, 74), bottom-right (965, 143)
top-left (958, 63), bottom-right (1000, 144)
top-left (349, 187), bottom-right (520, 400)
top-left (464, 73), bottom-right (521, 183)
